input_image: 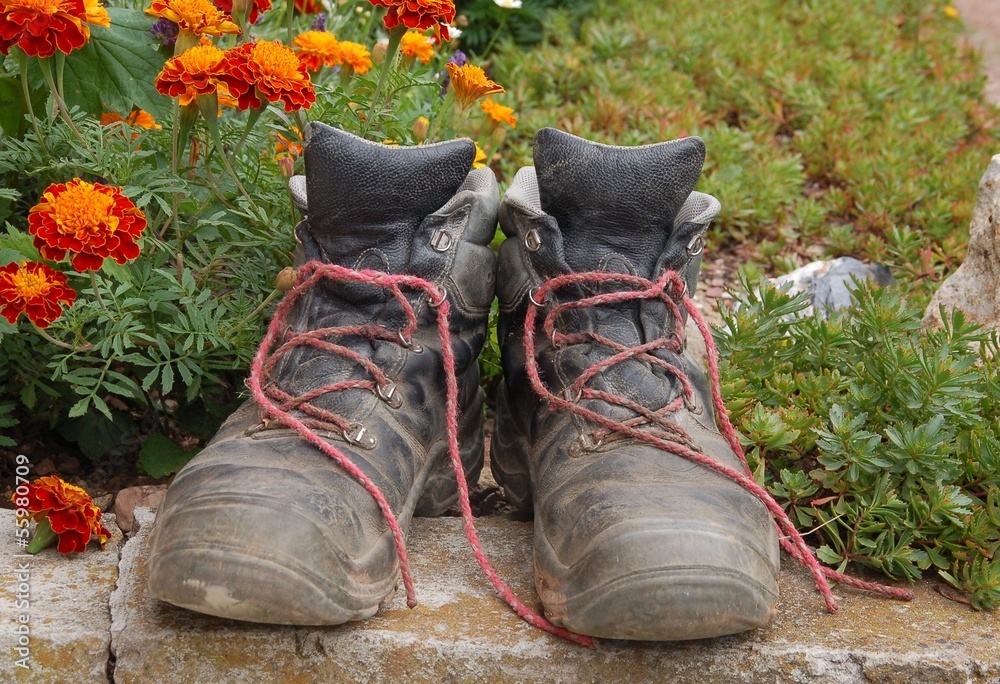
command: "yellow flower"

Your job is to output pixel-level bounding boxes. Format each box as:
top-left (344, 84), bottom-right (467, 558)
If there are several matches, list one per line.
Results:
top-left (943, 4), bottom-right (959, 19)
top-left (336, 40), bottom-right (372, 75)
top-left (400, 30), bottom-right (434, 64)
top-left (473, 142), bottom-right (487, 169)
top-left (293, 30), bottom-right (341, 72)
top-left (445, 62), bottom-right (504, 110)
top-left (145, 0), bottom-right (240, 37)
top-left (480, 98), bottom-right (516, 128)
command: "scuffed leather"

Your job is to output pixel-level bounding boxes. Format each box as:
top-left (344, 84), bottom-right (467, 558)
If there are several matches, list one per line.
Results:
top-left (491, 129), bottom-right (779, 639)
top-left (304, 122), bottom-right (477, 272)
top-left (533, 127), bottom-right (705, 276)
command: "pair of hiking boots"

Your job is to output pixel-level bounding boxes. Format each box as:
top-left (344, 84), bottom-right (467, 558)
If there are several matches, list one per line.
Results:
top-left (146, 123), bottom-right (780, 642)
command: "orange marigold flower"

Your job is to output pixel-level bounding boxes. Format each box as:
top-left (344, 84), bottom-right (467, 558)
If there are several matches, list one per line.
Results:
top-left (14, 476), bottom-right (111, 553)
top-left (0, 261), bottom-right (76, 328)
top-left (0, 0), bottom-right (109, 58)
top-left (369, 0), bottom-right (454, 40)
top-left (214, 0), bottom-right (271, 24)
top-left (272, 126), bottom-right (303, 161)
top-left (480, 97), bottom-right (516, 128)
top-left (294, 0), bottom-right (323, 14)
top-left (336, 40), bottom-right (371, 75)
top-left (100, 108), bottom-right (161, 130)
top-left (218, 40), bottom-right (316, 112)
top-left (155, 43), bottom-right (226, 101)
top-left (446, 62), bottom-right (504, 110)
top-left (399, 30), bottom-right (434, 64)
top-left (292, 30), bottom-right (341, 72)
top-left (145, 0), bottom-right (239, 37)
top-left (28, 179), bottom-right (147, 272)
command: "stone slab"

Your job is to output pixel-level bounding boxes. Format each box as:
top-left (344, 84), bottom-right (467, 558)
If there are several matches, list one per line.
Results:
top-left (0, 510), bottom-right (123, 684)
top-left (112, 508), bottom-right (1000, 684)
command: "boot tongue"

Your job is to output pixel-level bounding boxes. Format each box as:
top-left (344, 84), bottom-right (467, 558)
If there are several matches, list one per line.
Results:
top-left (533, 127), bottom-right (705, 277)
top-left (303, 122), bottom-right (475, 271)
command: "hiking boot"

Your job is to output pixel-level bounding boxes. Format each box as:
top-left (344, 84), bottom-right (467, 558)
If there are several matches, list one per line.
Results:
top-left (492, 128), bottom-right (780, 641)
top-left (147, 123), bottom-right (498, 625)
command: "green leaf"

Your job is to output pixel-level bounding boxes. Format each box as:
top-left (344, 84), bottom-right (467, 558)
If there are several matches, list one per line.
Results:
top-left (59, 8), bottom-right (169, 121)
top-left (0, 76), bottom-right (46, 139)
top-left (138, 433), bottom-right (198, 478)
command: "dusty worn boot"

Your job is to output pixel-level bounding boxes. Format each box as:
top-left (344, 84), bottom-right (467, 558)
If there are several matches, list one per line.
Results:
top-left (492, 128), bottom-right (780, 641)
top-left (147, 123), bottom-right (498, 624)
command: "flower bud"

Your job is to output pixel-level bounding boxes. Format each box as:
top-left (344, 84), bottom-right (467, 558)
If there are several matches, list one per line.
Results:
top-left (275, 266), bottom-right (298, 292)
top-left (412, 116), bottom-right (430, 142)
top-left (372, 38), bottom-right (389, 64)
top-left (278, 156), bottom-right (295, 178)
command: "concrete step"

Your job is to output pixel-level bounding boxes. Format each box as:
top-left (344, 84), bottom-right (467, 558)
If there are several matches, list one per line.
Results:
top-left (3, 508), bottom-right (999, 683)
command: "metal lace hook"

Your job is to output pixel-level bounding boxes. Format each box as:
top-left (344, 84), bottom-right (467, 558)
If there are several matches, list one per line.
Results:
top-left (428, 288), bottom-right (448, 308)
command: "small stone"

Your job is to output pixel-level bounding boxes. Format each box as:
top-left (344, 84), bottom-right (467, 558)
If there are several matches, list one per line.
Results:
top-left (705, 286), bottom-right (725, 298)
top-left (34, 458), bottom-right (56, 476)
top-left (114, 485), bottom-right (168, 534)
top-left (770, 256), bottom-right (893, 318)
top-left (924, 154), bottom-right (1000, 330)
top-left (57, 456), bottom-right (80, 475)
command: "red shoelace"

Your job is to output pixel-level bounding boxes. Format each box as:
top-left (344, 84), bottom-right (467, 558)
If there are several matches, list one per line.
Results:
top-left (249, 260), bottom-right (912, 650)
top-left (249, 260), bottom-right (592, 646)
top-left (523, 268), bottom-right (915, 612)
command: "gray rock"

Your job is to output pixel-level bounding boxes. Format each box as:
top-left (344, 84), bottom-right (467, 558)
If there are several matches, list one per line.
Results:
top-left (771, 257), bottom-right (893, 318)
top-left (107, 509), bottom-right (1000, 683)
top-left (924, 154), bottom-right (1000, 330)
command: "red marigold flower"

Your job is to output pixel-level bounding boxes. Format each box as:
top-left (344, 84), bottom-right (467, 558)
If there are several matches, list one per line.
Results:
top-left (0, 261), bottom-right (76, 328)
top-left (145, 0), bottom-right (239, 38)
top-left (399, 30), bottom-right (433, 64)
top-left (28, 179), bottom-right (147, 272)
top-left (369, 0), bottom-right (454, 40)
top-left (445, 62), bottom-right (504, 110)
top-left (13, 476), bottom-right (111, 553)
top-left (218, 40), bottom-right (316, 112)
top-left (0, 0), bottom-right (109, 58)
top-left (481, 97), bottom-right (516, 128)
top-left (155, 43), bottom-right (226, 100)
top-left (214, 0), bottom-right (271, 25)
top-left (336, 40), bottom-right (371, 75)
top-left (292, 30), bottom-right (340, 72)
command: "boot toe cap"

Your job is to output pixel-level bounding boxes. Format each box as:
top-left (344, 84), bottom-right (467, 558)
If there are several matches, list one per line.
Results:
top-left (147, 436), bottom-right (400, 625)
top-left (535, 518), bottom-right (779, 641)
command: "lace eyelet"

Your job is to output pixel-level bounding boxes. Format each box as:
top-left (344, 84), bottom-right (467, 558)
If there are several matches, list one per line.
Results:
top-left (428, 288), bottom-right (447, 308)
top-left (396, 331), bottom-right (424, 353)
top-left (686, 233), bottom-right (705, 257)
top-left (376, 381), bottom-right (403, 409)
top-left (528, 287), bottom-right (545, 307)
top-left (578, 431), bottom-right (603, 451)
top-left (343, 423), bottom-right (377, 449)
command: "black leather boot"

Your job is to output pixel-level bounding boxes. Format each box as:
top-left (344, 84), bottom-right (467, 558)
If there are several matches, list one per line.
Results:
top-left (492, 128), bottom-right (780, 641)
top-left (147, 123), bottom-right (498, 624)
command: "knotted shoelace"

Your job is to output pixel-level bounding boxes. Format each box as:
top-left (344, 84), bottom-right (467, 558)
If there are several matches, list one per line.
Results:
top-left (522, 268), bottom-right (915, 614)
top-left (250, 260), bottom-right (912, 649)
top-left (249, 260), bottom-right (592, 646)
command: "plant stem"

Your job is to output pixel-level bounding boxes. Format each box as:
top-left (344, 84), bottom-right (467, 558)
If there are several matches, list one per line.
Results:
top-left (481, 12), bottom-right (510, 57)
top-left (228, 287), bottom-right (280, 336)
top-left (365, 24), bottom-right (405, 134)
top-left (34, 325), bottom-right (92, 351)
top-left (232, 104), bottom-right (266, 160)
top-left (286, 0), bottom-right (296, 47)
top-left (89, 270), bottom-right (108, 311)
top-left (38, 57), bottom-right (95, 160)
top-left (16, 52), bottom-right (49, 156)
